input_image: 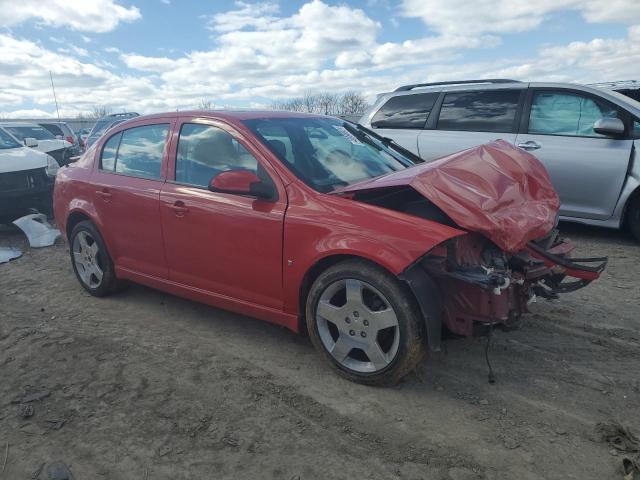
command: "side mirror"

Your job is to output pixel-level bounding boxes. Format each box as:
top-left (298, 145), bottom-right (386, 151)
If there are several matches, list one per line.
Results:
top-left (24, 137), bottom-right (38, 148)
top-left (208, 170), bottom-right (276, 200)
top-left (593, 118), bottom-right (625, 137)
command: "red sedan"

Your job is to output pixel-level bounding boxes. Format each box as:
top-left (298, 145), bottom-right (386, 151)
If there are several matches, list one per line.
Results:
top-left (54, 111), bottom-right (605, 385)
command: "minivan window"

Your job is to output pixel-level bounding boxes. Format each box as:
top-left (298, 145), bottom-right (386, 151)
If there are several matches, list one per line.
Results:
top-left (437, 90), bottom-right (521, 133)
top-left (529, 91), bottom-right (625, 138)
top-left (371, 93), bottom-right (438, 129)
top-left (175, 123), bottom-right (258, 187)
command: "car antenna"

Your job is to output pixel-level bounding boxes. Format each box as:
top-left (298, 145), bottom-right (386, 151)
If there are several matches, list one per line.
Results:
top-left (49, 71), bottom-right (62, 124)
top-left (485, 323), bottom-right (496, 384)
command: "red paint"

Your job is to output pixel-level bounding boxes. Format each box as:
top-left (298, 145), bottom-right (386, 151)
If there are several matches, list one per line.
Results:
top-left (334, 140), bottom-right (561, 253)
top-left (53, 111), bottom-right (592, 337)
top-left (210, 170), bottom-right (261, 193)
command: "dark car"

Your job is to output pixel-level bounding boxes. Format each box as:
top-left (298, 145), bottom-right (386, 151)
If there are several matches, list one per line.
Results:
top-left (85, 112), bottom-right (140, 148)
top-left (54, 110), bottom-right (605, 385)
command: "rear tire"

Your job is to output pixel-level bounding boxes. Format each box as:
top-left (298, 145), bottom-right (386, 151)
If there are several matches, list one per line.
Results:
top-left (305, 259), bottom-right (427, 386)
top-left (69, 221), bottom-right (123, 296)
top-left (628, 196), bottom-right (640, 243)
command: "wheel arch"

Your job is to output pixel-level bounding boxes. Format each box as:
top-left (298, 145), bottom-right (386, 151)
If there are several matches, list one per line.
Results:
top-left (623, 184), bottom-right (640, 226)
top-left (66, 210), bottom-right (92, 240)
top-left (296, 252), bottom-right (424, 337)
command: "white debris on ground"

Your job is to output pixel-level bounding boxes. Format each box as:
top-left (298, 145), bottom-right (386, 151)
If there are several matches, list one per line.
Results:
top-left (12, 213), bottom-right (60, 248)
top-left (0, 246), bottom-right (23, 264)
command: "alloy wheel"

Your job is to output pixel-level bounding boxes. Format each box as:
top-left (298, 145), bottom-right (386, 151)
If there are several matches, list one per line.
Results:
top-left (72, 230), bottom-right (104, 289)
top-left (315, 278), bottom-right (400, 373)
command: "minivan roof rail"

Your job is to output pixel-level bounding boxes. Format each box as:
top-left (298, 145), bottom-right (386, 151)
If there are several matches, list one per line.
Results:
top-left (588, 80), bottom-right (640, 90)
top-left (394, 79), bottom-right (521, 92)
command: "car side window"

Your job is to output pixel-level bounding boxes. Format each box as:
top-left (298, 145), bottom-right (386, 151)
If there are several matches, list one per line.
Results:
top-left (528, 91), bottom-right (624, 138)
top-left (100, 132), bottom-right (122, 171)
top-left (175, 123), bottom-right (258, 188)
top-left (112, 124), bottom-right (168, 179)
top-left (371, 93), bottom-right (439, 129)
top-left (437, 90), bottom-right (521, 133)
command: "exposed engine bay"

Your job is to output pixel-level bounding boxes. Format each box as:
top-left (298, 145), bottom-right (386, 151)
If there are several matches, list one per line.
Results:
top-left (349, 186), bottom-right (607, 348)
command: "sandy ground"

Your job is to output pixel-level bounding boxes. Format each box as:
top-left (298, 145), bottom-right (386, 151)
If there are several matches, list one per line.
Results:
top-left (1, 222), bottom-right (639, 480)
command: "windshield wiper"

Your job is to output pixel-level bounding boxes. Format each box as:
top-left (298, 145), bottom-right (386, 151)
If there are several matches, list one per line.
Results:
top-left (344, 121), bottom-right (425, 164)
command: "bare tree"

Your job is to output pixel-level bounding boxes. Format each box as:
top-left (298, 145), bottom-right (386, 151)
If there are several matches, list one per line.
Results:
top-left (198, 99), bottom-right (214, 110)
top-left (317, 92), bottom-right (340, 115)
top-left (271, 91), bottom-right (369, 116)
top-left (339, 91), bottom-right (368, 115)
top-left (90, 105), bottom-right (112, 119)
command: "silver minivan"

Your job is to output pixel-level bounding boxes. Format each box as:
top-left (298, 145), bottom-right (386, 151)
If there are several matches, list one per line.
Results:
top-left (359, 80), bottom-right (640, 241)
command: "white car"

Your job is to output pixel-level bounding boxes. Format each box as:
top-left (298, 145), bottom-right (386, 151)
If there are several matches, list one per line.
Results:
top-left (0, 122), bottom-right (73, 166)
top-left (0, 127), bottom-right (59, 222)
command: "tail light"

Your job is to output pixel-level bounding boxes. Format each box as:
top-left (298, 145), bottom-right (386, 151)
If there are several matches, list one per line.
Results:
top-left (66, 136), bottom-right (74, 144)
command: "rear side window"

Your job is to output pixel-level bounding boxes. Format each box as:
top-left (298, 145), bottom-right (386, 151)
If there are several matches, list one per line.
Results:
top-left (41, 124), bottom-right (64, 137)
top-left (528, 91), bottom-right (625, 138)
top-left (437, 90), bottom-right (521, 133)
top-left (99, 124), bottom-right (168, 179)
top-left (100, 132), bottom-right (121, 171)
top-left (371, 93), bottom-right (438, 129)
top-left (175, 123), bottom-right (258, 187)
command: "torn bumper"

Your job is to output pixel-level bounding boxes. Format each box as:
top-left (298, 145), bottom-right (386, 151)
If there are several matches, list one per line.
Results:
top-left (402, 232), bottom-right (606, 349)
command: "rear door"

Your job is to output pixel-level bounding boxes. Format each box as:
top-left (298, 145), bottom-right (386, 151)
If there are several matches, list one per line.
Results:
top-left (91, 118), bottom-right (174, 278)
top-left (417, 88), bottom-right (524, 161)
top-left (368, 92), bottom-right (440, 155)
top-left (515, 88), bottom-right (633, 219)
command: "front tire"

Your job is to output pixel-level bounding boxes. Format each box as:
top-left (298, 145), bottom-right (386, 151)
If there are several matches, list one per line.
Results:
top-left (69, 220), bottom-right (121, 296)
top-left (305, 259), bottom-right (427, 386)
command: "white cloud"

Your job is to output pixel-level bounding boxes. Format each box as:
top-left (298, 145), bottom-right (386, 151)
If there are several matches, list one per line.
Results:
top-left (120, 0), bottom-right (492, 104)
top-left (1, 0), bottom-right (639, 118)
top-left (401, 0), bottom-right (640, 35)
top-left (58, 45), bottom-right (89, 57)
top-left (0, 0), bottom-right (141, 33)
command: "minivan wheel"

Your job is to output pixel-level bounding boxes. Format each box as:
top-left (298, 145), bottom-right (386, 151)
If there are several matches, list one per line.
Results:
top-left (306, 259), bottom-right (427, 386)
top-left (70, 221), bottom-right (121, 296)
top-left (628, 196), bottom-right (640, 242)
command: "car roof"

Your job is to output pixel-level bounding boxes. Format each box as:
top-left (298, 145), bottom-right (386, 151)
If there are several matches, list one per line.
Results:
top-left (0, 121), bottom-right (43, 127)
top-left (120, 110), bottom-right (330, 124)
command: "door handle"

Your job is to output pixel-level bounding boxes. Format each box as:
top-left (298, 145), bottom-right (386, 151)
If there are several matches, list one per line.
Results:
top-left (95, 189), bottom-right (112, 201)
top-left (170, 201), bottom-right (189, 216)
top-left (517, 140), bottom-right (542, 151)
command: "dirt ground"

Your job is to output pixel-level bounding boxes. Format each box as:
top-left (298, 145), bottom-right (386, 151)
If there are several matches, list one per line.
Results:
top-left (1, 222), bottom-right (639, 480)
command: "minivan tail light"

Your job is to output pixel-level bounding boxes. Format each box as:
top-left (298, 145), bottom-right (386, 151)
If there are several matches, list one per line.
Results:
top-left (66, 136), bottom-right (74, 144)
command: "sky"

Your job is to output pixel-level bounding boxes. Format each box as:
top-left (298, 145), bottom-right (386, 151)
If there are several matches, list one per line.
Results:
top-left (0, 0), bottom-right (639, 118)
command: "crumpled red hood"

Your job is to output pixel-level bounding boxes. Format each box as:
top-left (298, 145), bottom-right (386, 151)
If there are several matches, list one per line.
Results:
top-left (333, 140), bottom-right (560, 253)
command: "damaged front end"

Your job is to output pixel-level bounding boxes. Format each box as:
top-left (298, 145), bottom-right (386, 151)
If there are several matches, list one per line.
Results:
top-left (334, 140), bottom-right (608, 351)
top-left (402, 231), bottom-right (607, 351)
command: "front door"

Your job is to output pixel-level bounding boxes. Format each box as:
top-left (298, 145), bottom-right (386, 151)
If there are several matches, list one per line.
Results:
top-left (91, 120), bottom-right (172, 278)
top-left (159, 119), bottom-right (286, 309)
top-left (516, 89), bottom-right (633, 220)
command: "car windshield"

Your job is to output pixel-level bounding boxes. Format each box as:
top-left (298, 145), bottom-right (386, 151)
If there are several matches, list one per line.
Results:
top-left (5, 125), bottom-right (55, 141)
top-left (242, 117), bottom-right (413, 192)
top-left (0, 128), bottom-right (22, 149)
